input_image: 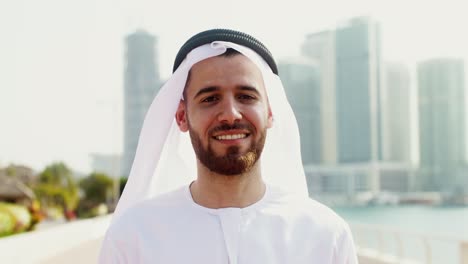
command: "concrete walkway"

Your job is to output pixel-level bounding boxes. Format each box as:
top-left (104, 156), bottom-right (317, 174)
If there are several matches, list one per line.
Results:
top-left (0, 215), bottom-right (111, 264)
top-left (41, 237), bottom-right (104, 264)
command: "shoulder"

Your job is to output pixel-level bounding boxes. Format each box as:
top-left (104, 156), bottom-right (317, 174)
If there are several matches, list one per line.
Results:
top-left (106, 186), bottom-right (189, 236)
top-left (260, 185), bottom-right (357, 261)
top-left (266, 185), bottom-right (351, 236)
top-left (99, 186), bottom-right (194, 263)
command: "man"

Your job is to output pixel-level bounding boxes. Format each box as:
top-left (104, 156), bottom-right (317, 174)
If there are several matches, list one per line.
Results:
top-left (99, 29), bottom-right (358, 263)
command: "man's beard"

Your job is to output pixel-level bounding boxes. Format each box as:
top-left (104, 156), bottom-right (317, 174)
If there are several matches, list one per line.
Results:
top-left (188, 122), bottom-right (267, 176)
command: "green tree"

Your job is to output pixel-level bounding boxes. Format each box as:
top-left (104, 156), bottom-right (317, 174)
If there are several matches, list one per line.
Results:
top-left (119, 177), bottom-right (128, 196)
top-left (77, 172), bottom-right (115, 218)
top-left (79, 172), bottom-right (115, 205)
top-left (33, 162), bottom-right (79, 216)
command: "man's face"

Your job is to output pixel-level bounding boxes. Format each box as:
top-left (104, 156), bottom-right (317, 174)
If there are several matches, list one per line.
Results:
top-left (176, 53), bottom-right (273, 175)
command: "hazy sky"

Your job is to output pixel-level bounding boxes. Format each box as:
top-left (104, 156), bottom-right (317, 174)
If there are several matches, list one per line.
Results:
top-left (1, 0), bottom-right (467, 173)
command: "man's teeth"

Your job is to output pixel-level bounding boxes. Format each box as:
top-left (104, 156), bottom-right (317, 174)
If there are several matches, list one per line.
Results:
top-left (216, 134), bottom-right (247, 140)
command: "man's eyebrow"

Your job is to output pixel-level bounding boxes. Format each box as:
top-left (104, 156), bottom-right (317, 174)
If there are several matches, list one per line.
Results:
top-left (238, 85), bottom-right (261, 95)
top-left (193, 86), bottom-right (219, 99)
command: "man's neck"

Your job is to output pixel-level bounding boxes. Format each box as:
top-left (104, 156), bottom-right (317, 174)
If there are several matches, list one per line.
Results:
top-left (189, 163), bottom-right (266, 209)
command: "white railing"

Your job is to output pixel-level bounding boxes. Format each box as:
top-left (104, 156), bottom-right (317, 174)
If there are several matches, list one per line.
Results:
top-left (350, 223), bottom-right (468, 264)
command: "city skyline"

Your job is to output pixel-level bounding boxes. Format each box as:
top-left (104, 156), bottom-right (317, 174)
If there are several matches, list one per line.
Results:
top-left (281, 18), bottom-right (467, 194)
top-left (1, 0), bottom-right (468, 173)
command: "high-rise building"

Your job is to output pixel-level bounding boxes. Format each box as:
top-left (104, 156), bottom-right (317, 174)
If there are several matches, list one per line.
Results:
top-left (301, 17), bottom-right (384, 196)
top-left (335, 17), bottom-right (382, 163)
top-left (90, 153), bottom-right (122, 178)
top-left (301, 30), bottom-right (338, 165)
top-left (122, 30), bottom-right (160, 177)
top-left (381, 62), bottom-right (412, 163)
top-left (279, 59), bottom-right (321, 165)
top-left (417, 58), bottom-right (466, 191)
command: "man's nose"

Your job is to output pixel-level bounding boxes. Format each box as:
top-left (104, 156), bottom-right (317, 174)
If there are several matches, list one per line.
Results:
top-left (217, 99), bottom-right (242, 124)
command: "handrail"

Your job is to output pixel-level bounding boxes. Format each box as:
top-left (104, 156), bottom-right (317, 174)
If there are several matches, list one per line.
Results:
top-left (351, 222), bottom-right (466, 242)
top-left (350, 222), bottom-right (468, 264)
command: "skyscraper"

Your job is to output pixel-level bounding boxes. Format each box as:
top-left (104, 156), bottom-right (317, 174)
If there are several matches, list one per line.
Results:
top-left (417, 58), bottom-right (466, 191)
top-left (122, 30), bottom-right (160, 177)
top-left (279, 59), bottom-right (321, 165)
top-left (301, 30), bottom-right (338, 165)
top-left (381, 62), bottom-right (412, 163)
top-left (335, 17), bottom-right (382, 163)
top-left (300, 17), bottom-right (384, 196)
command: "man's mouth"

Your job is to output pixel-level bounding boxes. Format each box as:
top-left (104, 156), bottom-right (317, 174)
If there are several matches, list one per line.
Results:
top-left (214, 133), bottom-right (249, 140)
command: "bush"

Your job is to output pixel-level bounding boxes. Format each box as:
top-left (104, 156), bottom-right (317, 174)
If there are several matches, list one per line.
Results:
top-left (0, 208), bottom-right (15, 237)
top-left (77, 203), bottom-right (108, 219)
top-left (0, 202), bottom-right (32, 237)
top-left (28, 200), bottom-right (45, 231)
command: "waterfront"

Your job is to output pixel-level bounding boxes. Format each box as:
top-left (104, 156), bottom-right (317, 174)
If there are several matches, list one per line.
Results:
top-left (334, 205), bottom-right (468, 263)
top-left (334, 205), bottom-right (468, 239)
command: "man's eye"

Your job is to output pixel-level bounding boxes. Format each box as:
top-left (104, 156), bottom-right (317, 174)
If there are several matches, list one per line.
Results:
top-left (238, 94), bottom-right (256, 101)
top-left (201, 96), bottom-right (218, 103)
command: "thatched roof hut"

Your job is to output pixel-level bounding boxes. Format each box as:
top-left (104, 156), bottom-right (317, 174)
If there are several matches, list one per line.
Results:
top-left (0, 174), bottom-right (35, 204)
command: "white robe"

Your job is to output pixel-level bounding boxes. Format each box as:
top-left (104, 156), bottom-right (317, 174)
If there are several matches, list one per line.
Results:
top-left (99, 184), bottom-right (358, 264)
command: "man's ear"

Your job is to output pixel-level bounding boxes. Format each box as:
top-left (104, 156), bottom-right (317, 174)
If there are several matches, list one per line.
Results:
top-left (267, 105), bottom-right (273, 128)
top-left (175, 100), bottom-right (189, 132)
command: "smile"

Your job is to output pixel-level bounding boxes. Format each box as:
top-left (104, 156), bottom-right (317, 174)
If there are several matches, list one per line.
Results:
top-left (214, 134), bottom-right (248, 140)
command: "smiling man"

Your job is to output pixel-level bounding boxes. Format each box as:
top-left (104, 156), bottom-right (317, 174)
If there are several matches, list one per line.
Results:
top-left (99, 29), bottom-right (358, 264)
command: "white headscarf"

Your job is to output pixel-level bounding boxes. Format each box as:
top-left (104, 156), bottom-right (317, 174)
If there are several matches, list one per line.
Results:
top-left (113, 40), bottom-right (308, 221)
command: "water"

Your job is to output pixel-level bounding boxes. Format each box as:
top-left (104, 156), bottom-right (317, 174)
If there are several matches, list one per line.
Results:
top-left (333, 205), bottom-right (468, 263)
top-left (334, 205), bottom-right (468, 239)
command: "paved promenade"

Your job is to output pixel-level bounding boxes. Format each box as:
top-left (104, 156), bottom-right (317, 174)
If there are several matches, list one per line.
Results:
top-left (2, 215), bottom-right (467, 263)
top-left (41, 237), bottom-right (103, 264)
top-left (0, 215), bottom-right (111, 264)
